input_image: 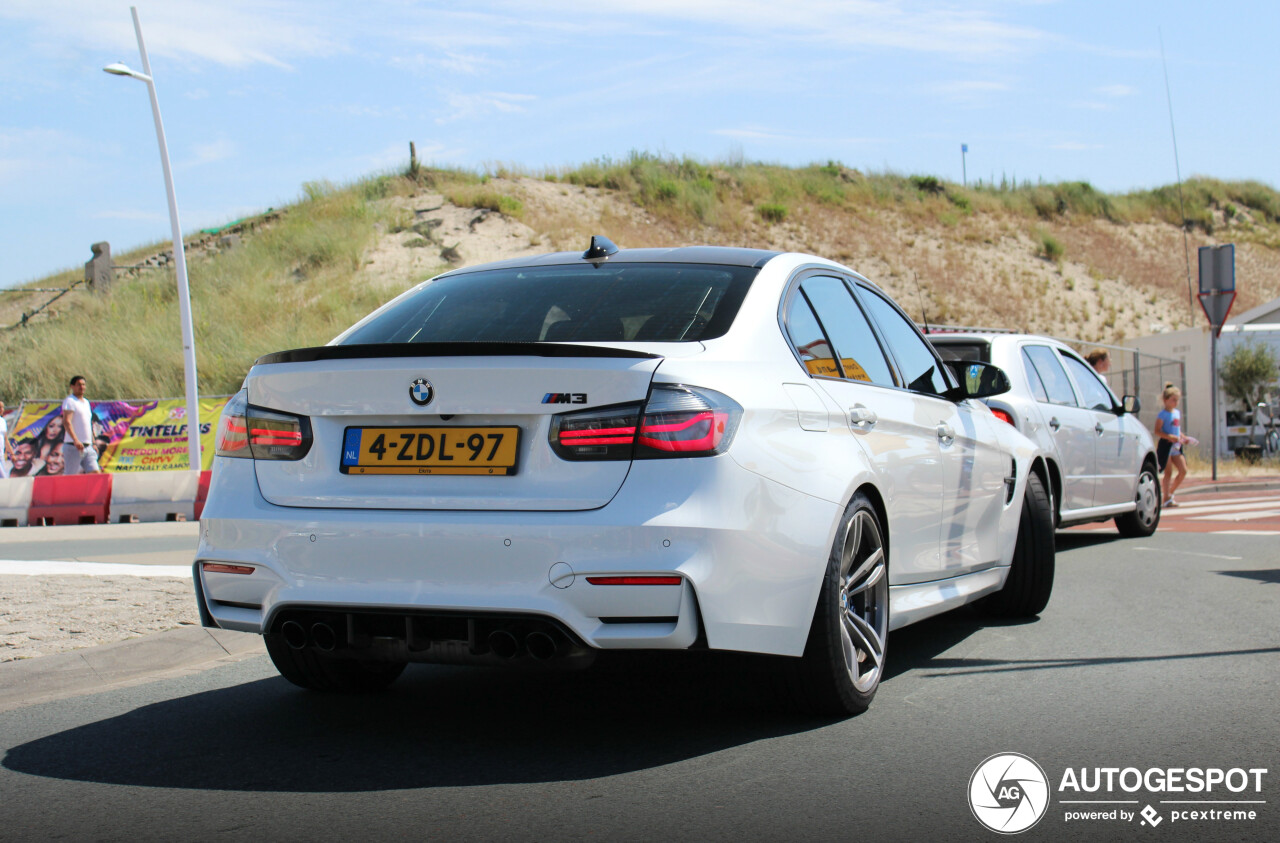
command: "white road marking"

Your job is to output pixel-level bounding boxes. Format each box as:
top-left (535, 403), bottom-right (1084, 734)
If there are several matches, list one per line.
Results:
top-left (1133, 547), bottom-right (1243, 561)
top-left (1214, 530), bottom-right (1280, 536)
top-left (0, 560), bottom-right (190, 577)
top-left (1164, 499), bottom-right (1280, 516)
top-left (1191, 510), bottom-right (1280, 522)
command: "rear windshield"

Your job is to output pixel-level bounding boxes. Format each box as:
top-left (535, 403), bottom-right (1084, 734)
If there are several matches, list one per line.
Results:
top-left (929, 340), bottom-right (991, 364)
top-left (339, 262), bottom-right (757, 345)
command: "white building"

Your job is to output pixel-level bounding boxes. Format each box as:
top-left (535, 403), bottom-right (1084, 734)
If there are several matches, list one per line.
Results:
top-left (1129, 296), bottom-right (1280, 459)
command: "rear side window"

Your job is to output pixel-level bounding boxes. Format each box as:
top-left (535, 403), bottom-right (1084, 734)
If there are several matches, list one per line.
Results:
top-left (798, 277), bottom-right (895, 386)
top-left (931, 341), bottom-right (990, 363)
top-left (1021, 348), bottom-right (1051, 403)
top-left (785, 292), bottom-right (839, 377)
top-left (340, 263), bottom-right (756, 345)
top-left (1023, 345), bottom-right (1077, 406)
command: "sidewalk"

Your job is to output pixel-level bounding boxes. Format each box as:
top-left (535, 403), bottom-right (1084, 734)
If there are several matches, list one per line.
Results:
top-left (0, 625), bottom-right (263, 714)
top-left (1175, 473), bottom-right (1280, 495)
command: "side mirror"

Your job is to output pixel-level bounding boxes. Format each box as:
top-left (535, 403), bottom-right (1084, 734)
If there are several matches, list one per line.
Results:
top-left (944, 360), bottom-right (1011, 400)
top-left (1122, 395), bottom-right (1141, 415)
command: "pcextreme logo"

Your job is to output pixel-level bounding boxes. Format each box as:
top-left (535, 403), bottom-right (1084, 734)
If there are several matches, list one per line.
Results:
top-left (969, 753), bottom-right (1270, 835)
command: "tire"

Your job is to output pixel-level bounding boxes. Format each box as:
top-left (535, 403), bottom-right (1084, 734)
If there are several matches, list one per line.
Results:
top-left (783, 492), bottom-right (889, 716)
top-left (264, 633), bottom-right (407, 692)
top-left (1115, 463), bottom-right (1161, 537)
top-left (977, 472), bottom-right (1054, 618)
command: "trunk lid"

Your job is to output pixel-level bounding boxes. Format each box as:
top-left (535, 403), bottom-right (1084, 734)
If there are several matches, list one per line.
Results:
top-left (247, 344), bottom-right (664, 511)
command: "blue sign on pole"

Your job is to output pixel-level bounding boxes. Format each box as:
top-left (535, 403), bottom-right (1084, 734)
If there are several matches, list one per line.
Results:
top-left (961, 144), bottom-right (968, 153)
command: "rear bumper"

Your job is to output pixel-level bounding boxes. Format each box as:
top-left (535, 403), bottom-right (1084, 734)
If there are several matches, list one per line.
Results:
top-left (196, 455), bottom-right (838, 657)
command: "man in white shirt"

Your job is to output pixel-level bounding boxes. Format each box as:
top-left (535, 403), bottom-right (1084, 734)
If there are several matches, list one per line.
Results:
top-left (62, 375), bottom-right (101, 475)
top-left (0, 399), bottom-right (11, 478)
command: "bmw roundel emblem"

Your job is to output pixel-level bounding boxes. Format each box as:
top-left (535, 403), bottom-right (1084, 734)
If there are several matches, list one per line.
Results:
top-left (409, 378), bottom-right (434, 407)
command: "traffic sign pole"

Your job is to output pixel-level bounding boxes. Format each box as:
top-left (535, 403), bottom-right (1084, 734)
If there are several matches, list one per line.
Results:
top-left (1198, 244), bottom-right (1236, 480)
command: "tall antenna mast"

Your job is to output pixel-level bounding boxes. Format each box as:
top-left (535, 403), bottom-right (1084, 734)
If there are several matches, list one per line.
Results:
top-left (1160, 28), bottom-right (1195, 321)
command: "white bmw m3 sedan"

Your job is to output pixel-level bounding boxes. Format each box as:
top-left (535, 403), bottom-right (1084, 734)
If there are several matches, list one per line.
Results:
top-left (195, 237), bottom-right (1055, 715)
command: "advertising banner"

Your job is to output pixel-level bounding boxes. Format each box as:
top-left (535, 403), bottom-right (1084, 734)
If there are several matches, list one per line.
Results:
top-left (5, 396), bottom-right (230, 475)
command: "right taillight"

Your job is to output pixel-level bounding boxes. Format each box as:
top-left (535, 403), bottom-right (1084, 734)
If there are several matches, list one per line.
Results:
top-left (550, 384), bottom-right (741, 461)
top-left (990, 408), bottom-right (1015, 426)
top-left (215, 390), bottom-right (313, 461)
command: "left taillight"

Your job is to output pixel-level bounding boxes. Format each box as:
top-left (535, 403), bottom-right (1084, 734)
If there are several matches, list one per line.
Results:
top-left (215, 390), bottom-right (312, 461)
top-left (549, 384), bottom-right (741, 461)
top-left (990, 408), bottom-right (1015, 427)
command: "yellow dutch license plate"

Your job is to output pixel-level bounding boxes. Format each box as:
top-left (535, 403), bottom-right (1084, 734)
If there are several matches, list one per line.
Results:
top-left (340, 426), bottom-right (521, 475)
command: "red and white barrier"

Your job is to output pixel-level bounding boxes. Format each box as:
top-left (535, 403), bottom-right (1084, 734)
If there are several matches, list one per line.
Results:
top-left (194, 469), bottom-right (212, 520)
top-left (28, 474), bottom-right (113, 526)
top-left (0, 476), bottom-right (35, 526)
top-left (1, 468), bottom-right (214, 527)
top-left (110, 470), bottom-right (200, 523)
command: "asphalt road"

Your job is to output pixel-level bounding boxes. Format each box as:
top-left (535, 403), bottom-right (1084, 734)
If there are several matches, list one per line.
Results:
top-left (1, 526), bottom-right (1277, 842)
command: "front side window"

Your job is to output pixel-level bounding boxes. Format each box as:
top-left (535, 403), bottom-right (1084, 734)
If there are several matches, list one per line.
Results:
top-left (1060, 353), bottom-right (1115, 412)
top-left (857, 288), bottom-right (950, 395)
top-left (340, 262), bottom-right (756, 345)
top-left (1023, 345), bottom-right (1077, 406)
top-left (799, 277), bottom-right (896, 386)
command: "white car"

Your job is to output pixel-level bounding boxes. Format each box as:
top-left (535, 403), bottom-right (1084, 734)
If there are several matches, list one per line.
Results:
top-left (927, 333), bottom-right (1160, 537)
top-left (195, 238), bottom-right (1054, 716)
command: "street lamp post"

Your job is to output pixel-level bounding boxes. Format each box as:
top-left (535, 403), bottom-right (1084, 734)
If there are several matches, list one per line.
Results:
top-left (104, 6), bottom-right (202, 473)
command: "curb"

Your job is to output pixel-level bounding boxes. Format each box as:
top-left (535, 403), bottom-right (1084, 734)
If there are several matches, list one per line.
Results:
top-left (1178, 477), bottom-right (1280, 496)
top-left (0, 626), bottom-right (264, 714)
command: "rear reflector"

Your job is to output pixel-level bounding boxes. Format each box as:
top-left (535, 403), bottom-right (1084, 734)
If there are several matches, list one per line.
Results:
top-left (585, 576), bottom-right (682, 586)
top-left (202, 562), bottom-right (255, 575)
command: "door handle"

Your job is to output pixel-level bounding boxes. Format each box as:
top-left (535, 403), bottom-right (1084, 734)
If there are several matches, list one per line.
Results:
top-left (1049, 417), bottom-right (1061, 431)
top-left (1094, 423), bottom-right (1105, 435)
top-left (937, 423), bottom-right (955, 445)
top-left (848, 406), bottom-right (878, 434)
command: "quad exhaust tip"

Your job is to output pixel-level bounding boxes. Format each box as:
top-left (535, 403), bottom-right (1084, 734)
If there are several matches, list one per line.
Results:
top-left (488, 629), bottom-right (521, 659)
top-left (281, 620), bottom-right (307, 650)
top-left (311, 622), bottom-right (338, 652)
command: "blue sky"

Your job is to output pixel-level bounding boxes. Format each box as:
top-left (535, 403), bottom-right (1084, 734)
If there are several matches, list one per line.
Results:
top-left (2, 1), bottom-right (1277, 289)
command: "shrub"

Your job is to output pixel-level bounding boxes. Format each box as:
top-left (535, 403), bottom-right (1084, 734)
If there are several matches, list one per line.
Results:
top-left (910, 175), bottom-right (944, 195)
top-left (758, 203), bottom-right (788, 223)
top-left (1036, 229), bottom-right (1065, 262)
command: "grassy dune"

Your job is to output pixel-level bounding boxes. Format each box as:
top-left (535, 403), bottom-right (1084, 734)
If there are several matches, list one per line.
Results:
top-left (2, 155), bottom-right (1278, 402)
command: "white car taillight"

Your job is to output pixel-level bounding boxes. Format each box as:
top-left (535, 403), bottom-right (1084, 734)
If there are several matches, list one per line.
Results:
top-left (550, 384), bottom-right (742, 461)
top-left (215, 390), bottom-right (313, 461)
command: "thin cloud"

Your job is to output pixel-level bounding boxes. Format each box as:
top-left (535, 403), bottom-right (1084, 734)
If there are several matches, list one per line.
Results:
top-left (92, 209), bottom-right (168, 222)
top-left (186, 139), bottom-right (236, 168)
top-left (1052, 142), bottom-right (1104, 151)
top-left (714, 127), bottom-right (880, 145)
top-left (390, 51), bottom-right (495, 76)
top-left (1096, 84), bottom-right (1137, 97)
top-left (495, 0), bottom-right (1048, 58)
top-left (1, 0), bottom-right (340, 69)
top-left (437, 91), bottom-right (537, 124)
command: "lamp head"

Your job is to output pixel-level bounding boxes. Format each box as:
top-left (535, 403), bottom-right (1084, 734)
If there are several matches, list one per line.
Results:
top-left (103, 62), bottom-right (150, 81)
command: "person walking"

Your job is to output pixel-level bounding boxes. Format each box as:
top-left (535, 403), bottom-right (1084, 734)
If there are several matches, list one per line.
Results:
top-left (0, 400), bottom-right (12, 479)
top-left (61, 375), bottom-right (101, 475)
top-left (1154, 383), bottom-right (1189, 507)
